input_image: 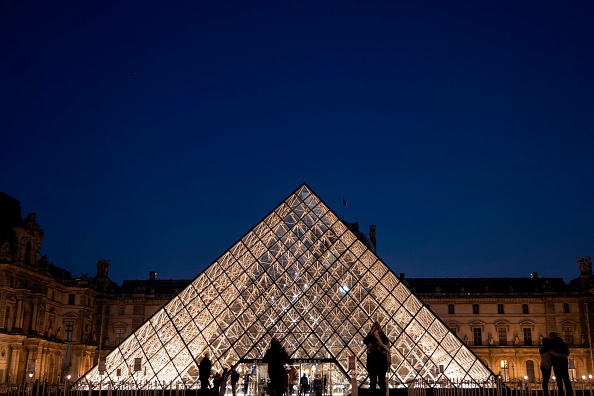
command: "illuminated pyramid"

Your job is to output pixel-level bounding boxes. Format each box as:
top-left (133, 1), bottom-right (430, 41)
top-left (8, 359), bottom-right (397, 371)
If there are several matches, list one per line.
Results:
top-left (79, 184), bottom-right (495, 389)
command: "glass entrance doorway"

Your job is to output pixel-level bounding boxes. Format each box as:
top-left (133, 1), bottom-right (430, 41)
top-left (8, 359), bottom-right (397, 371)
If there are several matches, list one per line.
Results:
top-left (234, 360), bottom-right (351, 396)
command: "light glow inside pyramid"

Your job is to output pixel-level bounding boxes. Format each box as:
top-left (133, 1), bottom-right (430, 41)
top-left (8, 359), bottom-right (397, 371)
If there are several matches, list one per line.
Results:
top-left (76, 184), bottom-right (495, 390)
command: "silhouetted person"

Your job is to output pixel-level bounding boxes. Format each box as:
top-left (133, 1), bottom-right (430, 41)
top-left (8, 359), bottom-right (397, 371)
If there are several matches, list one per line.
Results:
top-left (263, 338), bottom-right (290, 396)
top-left (230, 368), bottom-right (240, 396)
top-left (199, 352), bottom-right (213, 395)
top-left (313, 375), bottom-right (322, 396)
top-left (549, 332), bottom-right (572, 396)
top-left (364, 322), bottom-right (390, 396)
top-left (540, 337), bottom-right (565, 396)
top-left (213, 372), bottom-right (222, 396)
top-left (299, 374), bottom-right (309, 396)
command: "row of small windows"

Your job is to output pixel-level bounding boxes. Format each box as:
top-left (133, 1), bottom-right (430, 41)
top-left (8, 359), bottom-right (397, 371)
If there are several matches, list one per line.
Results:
top-left (462, 326), bottom-right (576, 346)
top-left (447, 303), bottom-right (571, 314)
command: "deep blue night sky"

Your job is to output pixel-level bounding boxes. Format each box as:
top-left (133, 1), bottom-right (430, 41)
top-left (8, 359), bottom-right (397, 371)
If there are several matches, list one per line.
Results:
top-left (2, 1), bottom-right (593, 284)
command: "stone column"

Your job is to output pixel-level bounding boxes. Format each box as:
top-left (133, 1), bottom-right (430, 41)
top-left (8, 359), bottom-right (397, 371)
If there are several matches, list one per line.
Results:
top-left (8, 343), bottom-right (22, 383)
top-left (15, 299), bottom-right (23, 330)
top-left (30, 300), bottom-right (39, 334)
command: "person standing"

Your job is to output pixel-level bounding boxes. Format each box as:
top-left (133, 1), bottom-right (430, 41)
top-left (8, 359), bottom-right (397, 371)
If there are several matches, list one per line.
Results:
top-left (199, 352), bottom-right (213, 395)
top-left (299, 373), bottom-right (309, 396)
top-left (263, 338), bottom-right (290, 396)
top-left (540, 337), bottom-right (566, 396)
top-left (230, 368), bottom-right (240, 396)
top-left (549, 331), bottom-right (572, 396)
top-left (540, 337), bottom-right (553, 396)
top-left (213, 372), bottom-right (222, 396)
top-left (364, 322), bottom-right (390, 396)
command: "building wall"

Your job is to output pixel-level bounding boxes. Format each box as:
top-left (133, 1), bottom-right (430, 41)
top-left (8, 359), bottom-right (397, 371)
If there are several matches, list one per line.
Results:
top-left (1, 196), bottom-right (592, 384)
top-left (421, 296), bottom-right (593, 380)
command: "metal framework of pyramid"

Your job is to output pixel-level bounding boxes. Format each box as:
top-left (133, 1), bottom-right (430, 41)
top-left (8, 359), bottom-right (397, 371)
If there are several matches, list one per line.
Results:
top-left (78, 184), bottom-right (495, 390)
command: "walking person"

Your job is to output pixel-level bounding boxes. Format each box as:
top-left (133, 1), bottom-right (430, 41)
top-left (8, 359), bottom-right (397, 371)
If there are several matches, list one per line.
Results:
top-left (549, 331), bottom-right (572, 396)
top-left (364, 322), bottom-right (390, 396)
top-left (199, 352), bottom-right (213, 396)
top-left (263, 338), bottom-right (290, 396)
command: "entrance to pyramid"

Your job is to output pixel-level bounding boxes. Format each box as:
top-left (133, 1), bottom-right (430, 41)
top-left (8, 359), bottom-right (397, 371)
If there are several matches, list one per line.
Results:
top-left (76, 184), bottom-right (497, 392)
top-left (238, 359), bottom-right (351, 396)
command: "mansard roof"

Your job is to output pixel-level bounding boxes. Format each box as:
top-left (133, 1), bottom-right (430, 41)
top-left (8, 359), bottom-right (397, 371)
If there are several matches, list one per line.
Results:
top-left (406, 277), bottom-right (570, 294)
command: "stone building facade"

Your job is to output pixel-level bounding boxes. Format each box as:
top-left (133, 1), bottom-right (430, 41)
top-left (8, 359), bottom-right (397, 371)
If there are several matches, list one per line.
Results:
top-left (1, 191), bottom-right (592, 384)
top-left (405, 271), bottom-right (594, 382)
top-left (0, 193), bottom-right (103, 383)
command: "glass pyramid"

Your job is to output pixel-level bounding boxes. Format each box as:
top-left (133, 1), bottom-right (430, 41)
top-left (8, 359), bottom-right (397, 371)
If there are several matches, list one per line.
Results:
top-left (78, 184), bottom-right (495, 390)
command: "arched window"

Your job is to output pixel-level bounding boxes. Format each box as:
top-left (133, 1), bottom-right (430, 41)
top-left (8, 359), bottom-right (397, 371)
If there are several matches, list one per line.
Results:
top-left (526, 360), bottom-right (535, 381)
top-left (500, 360), bottom-right (510, 381)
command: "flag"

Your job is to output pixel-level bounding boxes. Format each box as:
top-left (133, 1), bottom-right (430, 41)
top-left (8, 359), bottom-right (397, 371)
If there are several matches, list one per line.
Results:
top-left (343, 199), bottom-right (350, 207)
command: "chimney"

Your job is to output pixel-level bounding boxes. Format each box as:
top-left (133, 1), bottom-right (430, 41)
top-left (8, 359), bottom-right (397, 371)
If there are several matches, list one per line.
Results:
top-left (149, 271), bottom-right (157, 281)
top-left (369, 225), bottom-right (377, 252)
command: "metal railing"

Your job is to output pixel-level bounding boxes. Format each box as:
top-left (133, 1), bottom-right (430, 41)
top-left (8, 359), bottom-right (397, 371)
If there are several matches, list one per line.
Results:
top-left (2, 378), bottom-right (594, 396)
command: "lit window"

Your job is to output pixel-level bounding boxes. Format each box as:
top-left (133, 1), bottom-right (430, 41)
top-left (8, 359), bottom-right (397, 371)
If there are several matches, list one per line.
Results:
top-left (569, 358), bottom-right (576, 380)
top-left (500, 360), bottom-right (510, 381)
top-left (526, 360), bottom-right (535, 381)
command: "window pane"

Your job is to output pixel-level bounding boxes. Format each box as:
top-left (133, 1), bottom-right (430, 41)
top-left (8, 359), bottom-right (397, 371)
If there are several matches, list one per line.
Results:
top-left (498, 328), bottom-right (507, 346)
top-left (526, 360), bottom-right (535, 381)
top-left (524, 328), bottom-right (532, 346)
top-left (473, 328), bottom-right (482, 346)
